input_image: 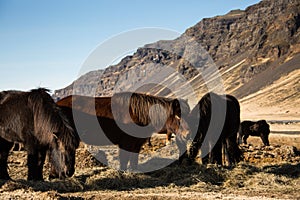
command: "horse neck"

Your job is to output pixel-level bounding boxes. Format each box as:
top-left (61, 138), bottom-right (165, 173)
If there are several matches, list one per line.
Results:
top-left (29, 92), bottom-right (78, 149)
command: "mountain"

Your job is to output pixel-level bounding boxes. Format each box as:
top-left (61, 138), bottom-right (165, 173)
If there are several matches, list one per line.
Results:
top-left (53, 0), bottom-right (300, 120)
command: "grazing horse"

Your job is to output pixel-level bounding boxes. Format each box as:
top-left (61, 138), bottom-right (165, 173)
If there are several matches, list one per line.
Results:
top-left (147, 99), bottom-right (190, 147)
top-left (188, 92), bottom-right (242, 166)
top-left (238, 120), bottom-right (270, 146)
top-left (56, 92), bottom-right (190, 171)
top-left (0, 88), bottom-right (80, 180)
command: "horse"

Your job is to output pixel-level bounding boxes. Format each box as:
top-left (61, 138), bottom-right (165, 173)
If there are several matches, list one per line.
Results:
top-left (56, 92), bottom-right (190, 171)
top-left (147, 99), bottom-right (190, 147)
top-left (57, 94), bottom-right (188, 146)
top-left (238, 120), bottom-right (270, 146)
top-left (188, 92), bottom-right (242, 166)
top-left (0, 88), bottom-right (80, 181)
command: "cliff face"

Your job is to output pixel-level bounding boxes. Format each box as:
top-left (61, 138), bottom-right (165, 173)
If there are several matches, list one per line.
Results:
top-left (186, 0), bottom-right (300, 62)
top-left (184, 0), bottom-right (300, 83)
top-left (53, 0), bottom-right (300, 118)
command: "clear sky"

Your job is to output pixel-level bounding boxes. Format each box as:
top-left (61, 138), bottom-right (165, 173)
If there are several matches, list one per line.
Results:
top-left (0, 0), bottom-right (261, 92)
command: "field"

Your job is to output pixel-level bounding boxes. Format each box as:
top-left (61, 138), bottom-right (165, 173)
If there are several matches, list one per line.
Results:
top-left (0, 122), bottom-right (299, 200)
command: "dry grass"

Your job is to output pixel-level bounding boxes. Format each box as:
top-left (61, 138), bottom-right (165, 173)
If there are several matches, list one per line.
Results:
top-left (0, 126), bottom-right (299, 199)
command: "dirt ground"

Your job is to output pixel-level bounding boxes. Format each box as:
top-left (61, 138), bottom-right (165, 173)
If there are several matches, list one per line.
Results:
top-left (0, 123), bottom-right (299, 200)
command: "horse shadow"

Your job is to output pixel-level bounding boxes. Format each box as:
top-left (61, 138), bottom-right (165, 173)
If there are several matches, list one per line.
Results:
top-left (263, 163), bottom-right (300, 178)
top-left (2, 160), bottom-right (299, 193)
top-left (81, 157), bottom-right (226, 192)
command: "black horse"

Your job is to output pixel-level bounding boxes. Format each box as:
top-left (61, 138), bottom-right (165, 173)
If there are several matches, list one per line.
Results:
top-left (188, 92), bottom-right (242, 166)
top-left (0, 88), bottom-right (80, 180)
top-left (238, 120), bottom-right (270, 146)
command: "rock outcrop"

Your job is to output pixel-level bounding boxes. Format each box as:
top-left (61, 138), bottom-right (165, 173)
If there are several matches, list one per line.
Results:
top-left (53, 0), bottom-right (300, 106)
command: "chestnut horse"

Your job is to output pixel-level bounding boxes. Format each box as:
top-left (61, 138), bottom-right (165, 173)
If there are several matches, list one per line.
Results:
top-left (188, 92), bottom-right (242, 166)
top-left (0, 88), bottom-right (80, 180)
top-left (57, 92), bottom-right (190, 170)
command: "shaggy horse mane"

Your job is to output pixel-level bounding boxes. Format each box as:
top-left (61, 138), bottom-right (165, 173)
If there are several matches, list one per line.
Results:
top-left (112, 92), bottom-right (181, 128)
top-left (28, 88), bottom-right (80, 149)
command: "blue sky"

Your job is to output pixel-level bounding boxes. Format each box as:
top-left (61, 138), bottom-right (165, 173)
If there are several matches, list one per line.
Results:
top-left (0, 0), bottom-right (261, 92)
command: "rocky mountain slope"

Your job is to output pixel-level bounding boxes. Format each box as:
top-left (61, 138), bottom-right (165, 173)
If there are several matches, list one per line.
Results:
top-left (54, 0), bottom-right (300, 120)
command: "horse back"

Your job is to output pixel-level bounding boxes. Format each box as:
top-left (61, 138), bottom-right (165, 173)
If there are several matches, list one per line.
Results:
top-left (57, 95), bottom-right (115, 119)
top-left (240, 121), bottom-right (257, 136)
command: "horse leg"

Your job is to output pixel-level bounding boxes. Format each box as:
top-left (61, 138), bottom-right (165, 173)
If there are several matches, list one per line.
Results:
top-left (237, 132), bottom-right (243, 145)
top-left (243, 134), bottom-right (249, 144)
top-left (36, 149), bottom-right (46, 180)
top-left (176, 134), bottom-right (188, 164)
top-left (0, 137), bottom-right (13, 180)
top-left (200, 143), bottom-right (210, 164)
top-left (210, 140), bottom-right (222, 165)
top-left (166, 132), bottom-right (172, 145)
top-left (129, 152), bottom-right (139, 171)
top-left (27, 151), bottom-right (38, 180)
top-left (226, 135), bottom-right (242, 165)
top-left (129, 140), bottom-right (145, 171)
top-left (188, 136), bottom-right (202, 163)
top-left (49, 165), bottom-right (58, 180)
top-left (202, 139), bottom-right (216, 164)
top-left (222, 141), bottom-right (230, 166)
top-left (260, 135), bottom-right (270, 146)
top-left (119, 148), bottom-right (130, 171)
top-left (27, 147), bottom-right (44, 181)
top-left (265, 137), bottom-right (270, 146)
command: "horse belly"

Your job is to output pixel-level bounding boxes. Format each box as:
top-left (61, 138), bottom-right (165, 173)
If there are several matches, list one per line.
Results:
top-left (0, 127), bottom-right (23, 143)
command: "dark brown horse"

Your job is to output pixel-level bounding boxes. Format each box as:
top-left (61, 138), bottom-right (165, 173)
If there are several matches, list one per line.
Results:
top-left (188, 92), bottom-right (242, 166)
top-left (238, 120), bottom-right (270, 146)
top-left (57, 92), bottom-right (190, 171)
top-left (0, 88), bottom-right (80, 180)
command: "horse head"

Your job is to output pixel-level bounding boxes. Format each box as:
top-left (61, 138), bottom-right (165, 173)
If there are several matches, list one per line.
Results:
top-left (166, 99), bottom-right (190, 139)
top-left (49, 119), bottom-right (80, 179)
